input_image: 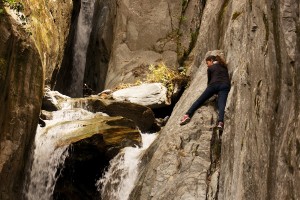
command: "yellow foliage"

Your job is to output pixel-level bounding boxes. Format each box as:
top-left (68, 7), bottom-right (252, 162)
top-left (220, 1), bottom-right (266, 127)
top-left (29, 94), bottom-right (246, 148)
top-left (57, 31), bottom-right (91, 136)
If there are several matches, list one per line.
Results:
top-left (113, 63), bottom-right (188, 97)
top-left (146, 63), bottom-right (177, 84)
top-left (145, 63), bottom-right (187, 96)
top-left (113, 82), bottom-right (140, 91)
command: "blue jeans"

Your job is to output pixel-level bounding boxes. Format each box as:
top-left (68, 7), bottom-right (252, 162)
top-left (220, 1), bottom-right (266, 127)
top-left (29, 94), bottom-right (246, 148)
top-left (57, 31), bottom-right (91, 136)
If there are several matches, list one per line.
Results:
top-left (186, 83), bottom-right (230, 122)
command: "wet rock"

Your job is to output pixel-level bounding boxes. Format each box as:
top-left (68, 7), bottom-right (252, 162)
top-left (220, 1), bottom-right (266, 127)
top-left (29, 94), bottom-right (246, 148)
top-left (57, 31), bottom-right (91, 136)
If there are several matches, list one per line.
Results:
top-left (53, 114), bottom-right (141, 200)
top-left (85, 0), bottom-right (116, 93)
top-left (55, 115), bottom-right (141, 149)
top-left (42, 87), bottom-right (70, 111)
top-left (40, 110), bottom-right (53, 120)
top-left (61, 97), bottom-right (159, 133)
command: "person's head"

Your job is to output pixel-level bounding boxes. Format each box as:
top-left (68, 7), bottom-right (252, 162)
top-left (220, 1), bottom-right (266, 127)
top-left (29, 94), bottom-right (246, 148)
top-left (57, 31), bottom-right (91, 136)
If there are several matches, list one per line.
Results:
top-left (205, 55), bottom-right (227, 68)
top-left (205, 55), bottom-right (217, 67)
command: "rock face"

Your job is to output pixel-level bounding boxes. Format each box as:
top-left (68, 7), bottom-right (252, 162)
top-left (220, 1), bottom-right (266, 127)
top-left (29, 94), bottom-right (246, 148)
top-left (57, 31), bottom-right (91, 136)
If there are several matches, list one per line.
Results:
top-left (104, 0), bottom-right (205, 89)
top-left (22, 0), bottom-right (73, 84)
top-left (0, 10), bottom-right (43, 200)
top-left (129, 51), bottom-right (221, 200)
top-left (130, 1), bottom-right (300, 200)
top-left (85, 0), bottom-right (116, 93)
top-left (0, 1), bottom-right (72, 198)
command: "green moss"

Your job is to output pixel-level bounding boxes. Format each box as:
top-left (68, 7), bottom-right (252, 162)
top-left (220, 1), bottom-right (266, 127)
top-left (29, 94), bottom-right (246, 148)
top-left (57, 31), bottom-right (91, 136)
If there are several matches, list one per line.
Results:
top-left (232, 11), bottom-right (242, 20)
top-left (3, 0), bottom-right (24, 12)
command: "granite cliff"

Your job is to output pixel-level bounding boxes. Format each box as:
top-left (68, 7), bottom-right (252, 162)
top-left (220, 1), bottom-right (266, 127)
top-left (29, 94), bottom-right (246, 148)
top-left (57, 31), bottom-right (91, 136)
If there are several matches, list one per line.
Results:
top-left (0, 0), bottom-right (299, 199)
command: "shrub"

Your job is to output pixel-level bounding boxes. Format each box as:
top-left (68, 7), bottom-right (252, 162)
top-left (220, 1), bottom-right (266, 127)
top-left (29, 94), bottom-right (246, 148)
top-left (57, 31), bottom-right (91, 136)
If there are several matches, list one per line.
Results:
top-left (113, 63), bottom-right (188, 97)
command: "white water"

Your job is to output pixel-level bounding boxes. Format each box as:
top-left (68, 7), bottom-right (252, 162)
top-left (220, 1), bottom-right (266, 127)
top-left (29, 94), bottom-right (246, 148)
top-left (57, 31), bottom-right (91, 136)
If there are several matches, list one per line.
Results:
top-left (26, 108), bottom-right (100, 200)
top-left (98, 133), bottom-right (157, 200)
top-left (71, 0), bottom-right (96, 96)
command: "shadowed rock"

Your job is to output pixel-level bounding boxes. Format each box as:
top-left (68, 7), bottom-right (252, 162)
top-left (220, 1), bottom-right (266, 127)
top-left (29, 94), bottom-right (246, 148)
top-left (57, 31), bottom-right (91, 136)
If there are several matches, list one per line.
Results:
top-left (0, 9), bottom-right (43, 200)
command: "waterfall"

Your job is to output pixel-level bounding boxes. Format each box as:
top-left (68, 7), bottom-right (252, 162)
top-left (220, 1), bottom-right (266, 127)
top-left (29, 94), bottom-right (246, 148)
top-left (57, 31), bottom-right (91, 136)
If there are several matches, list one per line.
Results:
top-left (26, 108), bottom-right (100, 200)
top-left (98, 133), bottom-right (157, 200)
top-left (71, 0), bottom-right (96, 97)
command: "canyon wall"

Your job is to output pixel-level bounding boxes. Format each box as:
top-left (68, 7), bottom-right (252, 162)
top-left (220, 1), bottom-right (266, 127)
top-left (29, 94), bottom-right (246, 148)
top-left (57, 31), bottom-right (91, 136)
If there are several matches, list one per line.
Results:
top-left (104, 0), bottom-right (205, 89)
top-left (0, 1), bottom-right (72, 199)
top-left (22, 0), bottom-right (73, 84)
top-left (0, 0), bottom-right (299, 199)
top-left (0, 9), bottom-right (43, 199)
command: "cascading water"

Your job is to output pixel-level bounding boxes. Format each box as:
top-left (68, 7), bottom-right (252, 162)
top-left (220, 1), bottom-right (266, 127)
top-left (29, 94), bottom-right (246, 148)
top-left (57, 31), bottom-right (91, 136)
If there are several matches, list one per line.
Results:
top-left (70, 0), bottom-right (96, 97)
top-left (26, 87), bottom-right (158, 200)
top-left (26, 108), bottom-right (100, 200)
top-left (98, 133), bottom-right (157, 200)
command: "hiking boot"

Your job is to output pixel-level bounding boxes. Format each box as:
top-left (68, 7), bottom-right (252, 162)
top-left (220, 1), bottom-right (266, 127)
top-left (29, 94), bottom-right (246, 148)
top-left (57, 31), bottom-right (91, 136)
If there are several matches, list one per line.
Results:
top-left (180, 114), bottom-right (191, 126)
top-left (217, 121), bottom-right (224, 130)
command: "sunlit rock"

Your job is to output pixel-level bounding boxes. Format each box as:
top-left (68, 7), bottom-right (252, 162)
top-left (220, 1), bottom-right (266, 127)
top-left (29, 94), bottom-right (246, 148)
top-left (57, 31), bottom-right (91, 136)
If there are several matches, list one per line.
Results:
top-left (112, 83), bottom-right (170, 109)
top-left (55, 115), bottom-right (141, 149)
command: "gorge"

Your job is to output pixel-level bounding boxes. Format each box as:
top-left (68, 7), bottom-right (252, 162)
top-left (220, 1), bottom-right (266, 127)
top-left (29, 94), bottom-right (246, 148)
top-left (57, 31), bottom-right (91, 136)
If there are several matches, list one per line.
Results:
top-left (0, 0), bottom-right (299, 200)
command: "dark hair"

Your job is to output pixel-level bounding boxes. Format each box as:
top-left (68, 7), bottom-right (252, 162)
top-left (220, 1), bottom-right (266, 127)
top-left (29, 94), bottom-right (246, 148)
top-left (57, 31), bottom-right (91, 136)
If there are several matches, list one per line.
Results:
top-left (206, 55), bottom-right (227, 68)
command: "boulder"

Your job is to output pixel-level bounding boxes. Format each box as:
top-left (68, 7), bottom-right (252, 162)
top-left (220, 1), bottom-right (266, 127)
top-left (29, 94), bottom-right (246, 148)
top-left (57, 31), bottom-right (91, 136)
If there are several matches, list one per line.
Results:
top-left (55, 115), bottom-right (141, 149)
top-left (112, 83), bottom-right (170, 109)
top-left (51, 113), bottom-right (141, 200)
top-left (59, 97), bottom-right (159, 133)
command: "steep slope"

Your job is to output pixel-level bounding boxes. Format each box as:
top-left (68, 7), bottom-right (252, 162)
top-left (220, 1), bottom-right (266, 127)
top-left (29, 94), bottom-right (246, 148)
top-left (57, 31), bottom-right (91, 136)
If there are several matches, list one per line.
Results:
top-left (130, 0), bottom-right (300, 199)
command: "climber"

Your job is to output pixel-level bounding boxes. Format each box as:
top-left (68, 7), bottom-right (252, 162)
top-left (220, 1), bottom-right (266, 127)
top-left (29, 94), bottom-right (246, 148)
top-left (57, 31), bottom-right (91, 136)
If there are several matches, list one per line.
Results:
top-left (180, 55), bottom-right (231, 130)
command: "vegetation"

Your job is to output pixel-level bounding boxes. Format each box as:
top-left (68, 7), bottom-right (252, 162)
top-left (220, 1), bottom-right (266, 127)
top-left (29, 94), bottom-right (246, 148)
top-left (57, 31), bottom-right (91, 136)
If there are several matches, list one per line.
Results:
top-left (0, 0), bottom-right (27, 24)
top-left (2, 0), bottom-right (24, 12)
top-left (113, 63), bottom-right (188, 97)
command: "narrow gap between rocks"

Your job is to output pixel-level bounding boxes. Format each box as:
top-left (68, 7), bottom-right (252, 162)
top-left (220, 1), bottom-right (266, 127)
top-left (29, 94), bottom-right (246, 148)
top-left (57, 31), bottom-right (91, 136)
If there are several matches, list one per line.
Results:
top-left (205, 128), bottom-right (222, 200)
